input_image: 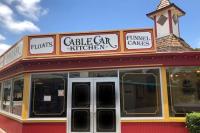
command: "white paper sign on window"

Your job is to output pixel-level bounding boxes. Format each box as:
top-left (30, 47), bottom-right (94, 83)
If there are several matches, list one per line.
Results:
top-left (44, 96), bottom-right (51, 102)
top-left (58, 90), bottom-right (64, 97)
top-left (61, 34), bottom-right (119, 53)
top-left (30, 37), bottom-right (54, 54)
top-left (126, 32), bottom-right (153, 49)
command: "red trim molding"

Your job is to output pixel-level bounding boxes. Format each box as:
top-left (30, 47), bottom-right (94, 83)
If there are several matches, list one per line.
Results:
top-left (168, 10), bottom-right (173, 34)
top-left (1, 52), bottom-right (200, 79)
top-left (154, 16), bottom-right (157, 38)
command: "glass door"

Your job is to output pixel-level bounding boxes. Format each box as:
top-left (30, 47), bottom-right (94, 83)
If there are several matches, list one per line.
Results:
top-left (94, 78), bottom-right (120, 133)
top-left (67, 78), bottom-right (120, 133)
top-left (68, 79), bottom-right (93, 133)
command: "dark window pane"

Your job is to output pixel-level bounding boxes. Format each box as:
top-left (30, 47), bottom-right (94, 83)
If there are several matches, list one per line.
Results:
top-left (157, 15), bottom-right (167, 25)
top-left (72, 82), bottom-right (90, 108)
top-left (97, 82), bottom-right (115, 108)
top-left (30, 73), bottom-right (67, 117)
top-left (69, 70), bottom-right (118, 78)
top-left (167, 67), bottom-right (200, 117)
top-left (120, 69), bottom-right (162, 117)
top-left (97, 109), bottom-right (116, 132)
top-left (2, 80), bottom-right (11, 112)
top-left (11, 78), bottom-right (24, 116)
top-left (71, 109), bottom-right (90, 132)
top-left (69, 72), bottom-right (89, 78)
top-left (89, 70), bottom-right (118, 77)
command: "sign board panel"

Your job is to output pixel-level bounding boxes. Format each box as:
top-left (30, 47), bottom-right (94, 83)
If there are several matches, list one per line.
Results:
top-left (29, 37), bottom-right (55, 55)
top-left (61, 33), bottom-right (119, 53)
top-left (0, 29), bottom-right (156, 71)
top-left (4, 41), bottom-right (23, 66)
top-left (0, 57), bottom-right (3, 69)
top-left (124, 29), bottom-right (155, 52)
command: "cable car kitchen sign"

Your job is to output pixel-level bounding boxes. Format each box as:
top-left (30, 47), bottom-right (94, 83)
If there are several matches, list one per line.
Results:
top-left (60, 32), bottom-right (119, 53)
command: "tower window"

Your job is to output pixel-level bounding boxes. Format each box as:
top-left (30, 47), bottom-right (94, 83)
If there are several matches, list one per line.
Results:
top-left (157, 15), bottom-right (168, 25)
top-left (173, 14), bottom-right (178, 24)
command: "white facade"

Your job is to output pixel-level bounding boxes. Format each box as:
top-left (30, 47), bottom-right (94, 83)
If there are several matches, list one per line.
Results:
top-left (172, 13), bottom-right (180, 37)
top-left (156, 11), bottom-right (170, 38)
top-left (156, 11), bottom-right (180, 38)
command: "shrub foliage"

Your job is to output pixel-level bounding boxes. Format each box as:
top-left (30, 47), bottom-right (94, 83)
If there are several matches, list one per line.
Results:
top-left (186, 112), bottom-right (200, 133)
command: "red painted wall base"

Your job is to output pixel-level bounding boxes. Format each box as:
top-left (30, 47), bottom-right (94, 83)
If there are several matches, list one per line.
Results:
top-left (0, 115), bottom-right (189, 133)
top-left (121, 122), bottom-right (189, 133)
top-left (0, 115), bottom-right (22, 133)
top-left (23, 123), bottom-right (66, 133)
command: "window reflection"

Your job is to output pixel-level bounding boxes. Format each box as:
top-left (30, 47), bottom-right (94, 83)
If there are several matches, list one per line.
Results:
top-left (11, 78), bottom-right (24, 116)
top-left (167, 67), bottom-right (200, 117)
top-left (30, 73), bottom-right (67, 117)
top-left (120, 69), bottom-right (162, 117)
top-left (2, 80), bottom-right (11, 112)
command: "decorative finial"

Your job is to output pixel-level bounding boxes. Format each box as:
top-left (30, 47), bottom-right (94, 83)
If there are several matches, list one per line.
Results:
top-left (157, 0), bottom-right (171, 10)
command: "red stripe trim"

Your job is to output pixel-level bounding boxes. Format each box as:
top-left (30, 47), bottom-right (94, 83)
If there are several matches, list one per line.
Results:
top-left (154, 16), bottom-right (158, 38)
top-left (168, 10), bottom-right (173, 34)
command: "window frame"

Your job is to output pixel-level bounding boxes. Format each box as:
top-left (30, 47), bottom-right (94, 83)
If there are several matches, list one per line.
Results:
top-left (167, 66), bottom-right (200, 117)
top-left (121, 73), bottom-right (160, 115)
top-left (10, 76), bottom-right (24, 116)
top-left (29, 72), bottom-right (68, 119)
top-left (119, 67), bottom-right (164, 120)
top-left (27, 67), bottom-right (164, 121)
top-left (1, 79), bottom-right (12, 113)
top-left (0, 75), bottom-right (24, 120)
top-left (28, 70), bottom-right (117, 120)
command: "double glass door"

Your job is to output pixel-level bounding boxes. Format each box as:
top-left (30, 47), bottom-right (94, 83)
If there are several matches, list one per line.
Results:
top-left (67, 78), bottom-right (120, 133)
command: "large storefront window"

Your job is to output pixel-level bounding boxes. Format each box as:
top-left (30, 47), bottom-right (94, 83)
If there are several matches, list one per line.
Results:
top-left (167, 67), bottom-right (200, 117)
top-left (120, 68), bottom-right (162, 117)
top-left (2, 80), bottom-right (12, 112)
top-left (11, 77), bottom-right (24, 116)
top-left (30, 73), bottom-right (67, 117)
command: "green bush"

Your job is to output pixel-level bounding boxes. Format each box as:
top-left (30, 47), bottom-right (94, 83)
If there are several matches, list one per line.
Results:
top-left (186, 112), bottom-right (200, 133)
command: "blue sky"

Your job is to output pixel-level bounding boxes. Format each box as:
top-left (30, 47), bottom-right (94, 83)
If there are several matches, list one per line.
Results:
top-left (0, 0), bottom-right (200, 55)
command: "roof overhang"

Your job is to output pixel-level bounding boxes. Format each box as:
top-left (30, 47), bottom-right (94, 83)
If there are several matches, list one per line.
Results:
top-left (147, 3), bottom-right (186, 19)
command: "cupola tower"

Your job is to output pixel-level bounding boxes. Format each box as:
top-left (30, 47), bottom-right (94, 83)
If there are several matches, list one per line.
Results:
top-left (147, 0), bottom-right (192, 52)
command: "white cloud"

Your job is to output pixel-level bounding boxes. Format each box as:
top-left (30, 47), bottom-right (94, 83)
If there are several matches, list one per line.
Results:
top-left (0, 34), bottom-right (10, 56)
top-left (0, 43), bottom-right (11, 56)
top-left (0, 3), bottom-right (40, 33)
top-left (0, 34), bottom-right (6, 41)
top-left (5, 0), bottom-right (48, 21)
top-left (4, 0), bottom-right (15, 4)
